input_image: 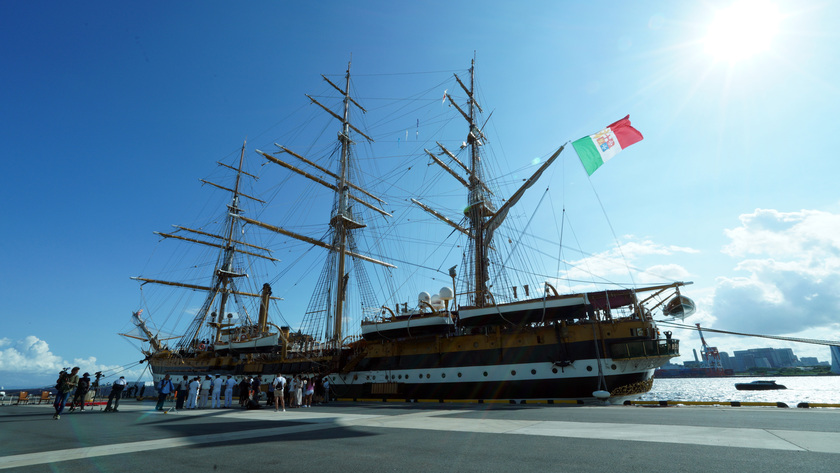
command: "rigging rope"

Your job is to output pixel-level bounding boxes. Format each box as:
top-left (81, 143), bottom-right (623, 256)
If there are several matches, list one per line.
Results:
top-left (586, 177), bottom-right (636, 288)
top-left (657, 320), bottom-right (840, 347)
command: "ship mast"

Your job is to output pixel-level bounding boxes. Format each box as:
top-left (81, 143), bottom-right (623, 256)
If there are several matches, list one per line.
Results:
top-left (333, 62), bottom-right (353, 344)
top-left (212, 141), bottom-right (248, 343)
top-left (247, 61), bottom-right (393, 348)
top-left (134, 140), bottom-right (281, 352)
top-left (465, 58), bottom-right (488, 307)
top-left (414, 57), bottom-right (566, 308)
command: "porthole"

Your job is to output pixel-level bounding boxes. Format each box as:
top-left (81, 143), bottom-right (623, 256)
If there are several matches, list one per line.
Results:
top-left (552, 368), bottom-right (558, 374)
top-left (457, 372), bottom-right (462, 378)
top-left (511, 370), bottom-right (516, 376)
top-left (611, 364), bottom-right (617, 370)
top-left (483, 371), bottom-right (488, 377)
top-left (442, 373), bottom-right (446, 378)
top-left (426, 374), bottom-right (430, 379)
top-left (531, 369), bottom-right (536, 375)
top-left (398, 375), bottom-right (402, 379)
top-left (365, 375), bottom-right (369, 380)
top-left (419, 374), bottom-right (423, 379)
top-left (586, 366), bottom-right (592, 372)
top-left (373, 375), bottom-right (376, 379)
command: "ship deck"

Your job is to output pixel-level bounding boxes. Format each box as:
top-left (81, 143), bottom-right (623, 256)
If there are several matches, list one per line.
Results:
top-left (2, 400), bottom-right (839, 472)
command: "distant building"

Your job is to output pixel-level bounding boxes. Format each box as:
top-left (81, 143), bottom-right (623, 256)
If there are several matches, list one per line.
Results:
top-left (799, 357), bottom-right (821, 366)
top-left (732, 347), bottom-right (799, 371)
top-left (719, 352), bottom-right (733, 371)
top-left (775, 348), bottom-right (797, 367)
top-left (755, 357), bottom-right (772, 369)
top-left (733, 351), bottom-right (756, 371)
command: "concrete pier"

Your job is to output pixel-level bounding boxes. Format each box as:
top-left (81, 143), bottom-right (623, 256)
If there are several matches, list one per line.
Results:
top-left (1, 401), bottom-right (839, 472)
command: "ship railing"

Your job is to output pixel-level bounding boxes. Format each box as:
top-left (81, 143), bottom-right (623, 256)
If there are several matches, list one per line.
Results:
top-left (610, 339), bottom-right (680, 360)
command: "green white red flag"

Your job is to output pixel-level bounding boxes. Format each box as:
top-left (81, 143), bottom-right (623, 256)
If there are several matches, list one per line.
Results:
top-left (572, 115), bottom-right (643, 176)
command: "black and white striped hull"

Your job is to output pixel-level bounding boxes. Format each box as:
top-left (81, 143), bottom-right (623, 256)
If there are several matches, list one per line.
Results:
top-left (327, 356), bottom-right (665, 402)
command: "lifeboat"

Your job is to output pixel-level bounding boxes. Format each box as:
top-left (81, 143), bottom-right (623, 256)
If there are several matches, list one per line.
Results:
top-left (362, 289), bottom-right (456, 340)
top-left (663, 295), bottom-right (696, 319)
top-left (361, 311), bottom-right (455, 341)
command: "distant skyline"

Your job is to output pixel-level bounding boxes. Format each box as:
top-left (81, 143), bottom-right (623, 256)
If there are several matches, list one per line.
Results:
top-left (3, 0), bottom-right (840, 388)
top-left (681, 346), bottom-right (829, 365)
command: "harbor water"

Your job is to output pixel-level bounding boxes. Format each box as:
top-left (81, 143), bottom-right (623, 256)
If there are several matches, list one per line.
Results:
top-left (640, 376), bottom-right (840, 405)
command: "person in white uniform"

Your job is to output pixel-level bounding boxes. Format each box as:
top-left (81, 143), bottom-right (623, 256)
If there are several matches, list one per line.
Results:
top-left (186, 377), bottom-right (200, 409)
top-left (224, 375), bottom-right (236, 408)
top-left (212, 374), bottom-right (223, 408)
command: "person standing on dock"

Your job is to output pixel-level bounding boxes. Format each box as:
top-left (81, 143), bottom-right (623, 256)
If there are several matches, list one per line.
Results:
top-left (273, 374), bottom-right (286, 412)
top-left (176, 375), bottom-right (189, 410)
top-left (212, 374), bottom-right (223, 408)
top-left (53, 367), bottom-right (79, 420)
top-left (155, 374), bottom-right (175, 411)
top-left (105, 376), bottom-right (127, 412)
top-left (186, 377), bottom-right (199, 409)
top-left (295, 376), bottom-right (303, 408)
top-left (224, 374), bottom-right (235, 408)
top-left (69, 372), bottom-right (91, 412)
top-left (238, 377), bottom-right (250, 407)
top-left (250, 376), bottom-right (261, 403)
top-left (199, 375), bottom-right (211, 408)
top-left (266, 376), bottom-right (275, 407)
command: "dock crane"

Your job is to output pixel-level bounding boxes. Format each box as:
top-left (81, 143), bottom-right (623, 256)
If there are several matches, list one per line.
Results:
top-left (696, 323), bottom-right (725, 373)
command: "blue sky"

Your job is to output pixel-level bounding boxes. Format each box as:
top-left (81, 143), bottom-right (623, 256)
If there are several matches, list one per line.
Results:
top-left (2, 1), bottom-right (840, 388)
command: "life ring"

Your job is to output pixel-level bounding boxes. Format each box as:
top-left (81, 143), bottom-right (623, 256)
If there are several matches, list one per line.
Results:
top-left (199, 343), bottom-right (206, 350)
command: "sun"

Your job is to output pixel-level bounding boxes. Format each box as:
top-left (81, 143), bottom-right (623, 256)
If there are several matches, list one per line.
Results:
top-left (704, 1), bottom-right (782, 63)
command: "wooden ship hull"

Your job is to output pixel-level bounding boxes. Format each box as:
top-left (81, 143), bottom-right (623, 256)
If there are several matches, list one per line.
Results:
top-left (144, 288), bottom-right (679, 403)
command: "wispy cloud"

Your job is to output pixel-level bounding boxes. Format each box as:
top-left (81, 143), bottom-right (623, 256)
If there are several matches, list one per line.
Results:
top-left (557, 237), bottom-right (696, 291)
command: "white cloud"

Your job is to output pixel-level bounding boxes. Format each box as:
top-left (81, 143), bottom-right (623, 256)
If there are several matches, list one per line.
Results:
top-left (0, 336), bottom-right (146, 389)
top-left (711, 208), bottom-right (840, 335)
top-left (0, 336), bottom-right (65, 373)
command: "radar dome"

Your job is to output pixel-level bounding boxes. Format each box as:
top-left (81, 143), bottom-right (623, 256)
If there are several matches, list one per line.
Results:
top-left (439, 287), bottom-right (454, 301)
top-left (418, 292), bottom-right (431, 304)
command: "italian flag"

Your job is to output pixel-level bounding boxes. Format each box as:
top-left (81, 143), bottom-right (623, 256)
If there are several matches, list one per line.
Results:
top-left (572, 115), bottom-right (643, 176)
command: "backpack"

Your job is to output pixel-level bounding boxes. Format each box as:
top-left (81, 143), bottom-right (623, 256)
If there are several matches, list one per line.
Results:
top-left (55, 370), bottom-right (68, 390)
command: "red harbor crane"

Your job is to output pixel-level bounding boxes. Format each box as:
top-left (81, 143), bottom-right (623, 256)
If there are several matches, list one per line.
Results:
top-left (696, 323), bottom-right (725, 374)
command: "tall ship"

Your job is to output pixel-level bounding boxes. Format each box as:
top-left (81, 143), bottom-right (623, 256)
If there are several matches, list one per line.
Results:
top-left (123, 59), bottom-right (692, 403)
